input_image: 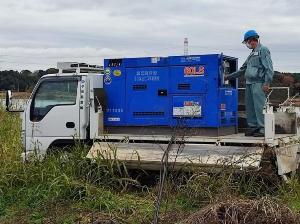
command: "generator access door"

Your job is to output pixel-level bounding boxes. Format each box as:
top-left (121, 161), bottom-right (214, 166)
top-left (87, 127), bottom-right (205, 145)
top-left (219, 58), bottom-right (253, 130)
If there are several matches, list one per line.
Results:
top-left (126, 67), bottom-right (169, 126)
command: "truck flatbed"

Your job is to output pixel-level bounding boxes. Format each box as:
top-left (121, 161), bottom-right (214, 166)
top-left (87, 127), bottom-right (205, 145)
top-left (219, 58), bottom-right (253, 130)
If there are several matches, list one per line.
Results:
top-left (95, 133), bottom-right (296, 146)
top-left (88, 133), bottom-right (299, 174)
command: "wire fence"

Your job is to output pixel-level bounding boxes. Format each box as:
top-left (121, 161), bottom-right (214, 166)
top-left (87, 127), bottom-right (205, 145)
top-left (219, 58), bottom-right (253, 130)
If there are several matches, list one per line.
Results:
top-left (238, 87), bottom-right (290, 109)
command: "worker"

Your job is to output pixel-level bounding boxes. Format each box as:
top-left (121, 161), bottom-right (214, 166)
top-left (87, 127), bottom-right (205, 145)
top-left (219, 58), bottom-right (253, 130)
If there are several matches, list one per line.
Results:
top-left (225, 30), bottom-right (274, 137)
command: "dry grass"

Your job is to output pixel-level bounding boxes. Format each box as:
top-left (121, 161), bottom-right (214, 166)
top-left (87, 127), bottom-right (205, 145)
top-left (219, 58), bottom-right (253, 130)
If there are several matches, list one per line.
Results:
top-left (180, 196), bottom-right (300, 224)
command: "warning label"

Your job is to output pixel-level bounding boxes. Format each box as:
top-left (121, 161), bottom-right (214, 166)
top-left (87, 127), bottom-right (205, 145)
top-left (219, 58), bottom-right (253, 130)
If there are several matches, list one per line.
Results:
top-left (173, 101), bottom-right (201, 117)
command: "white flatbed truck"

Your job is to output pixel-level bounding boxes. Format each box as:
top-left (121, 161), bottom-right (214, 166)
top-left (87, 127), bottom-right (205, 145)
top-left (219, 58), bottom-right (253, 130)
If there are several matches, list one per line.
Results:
top-left (5, 62), bottom-right (300, 178)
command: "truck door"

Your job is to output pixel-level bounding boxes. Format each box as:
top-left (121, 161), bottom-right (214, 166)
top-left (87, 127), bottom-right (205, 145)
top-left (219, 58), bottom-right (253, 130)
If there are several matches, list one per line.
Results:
top-left (25, 76), bottom-right (81, 152)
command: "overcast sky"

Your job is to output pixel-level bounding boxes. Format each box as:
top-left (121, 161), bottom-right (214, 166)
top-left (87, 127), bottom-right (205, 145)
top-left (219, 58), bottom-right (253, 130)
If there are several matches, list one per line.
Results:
top-left (0, 0), bottom-right (300, 72)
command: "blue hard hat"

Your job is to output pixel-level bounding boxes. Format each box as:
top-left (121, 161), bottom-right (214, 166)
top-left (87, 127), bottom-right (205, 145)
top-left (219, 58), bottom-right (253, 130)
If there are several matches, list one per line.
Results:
top-left (243, 30), bottom-right (259, 43)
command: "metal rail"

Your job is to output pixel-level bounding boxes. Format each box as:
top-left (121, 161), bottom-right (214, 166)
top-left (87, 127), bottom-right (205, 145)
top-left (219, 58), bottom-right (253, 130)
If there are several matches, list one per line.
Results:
top-left (238, 87), bottom-right (290, 98)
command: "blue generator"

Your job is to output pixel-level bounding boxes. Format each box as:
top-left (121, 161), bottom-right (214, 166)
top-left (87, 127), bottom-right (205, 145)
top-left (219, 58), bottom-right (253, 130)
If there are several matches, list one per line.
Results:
top-left (103, 54), bottom-right (238, 136)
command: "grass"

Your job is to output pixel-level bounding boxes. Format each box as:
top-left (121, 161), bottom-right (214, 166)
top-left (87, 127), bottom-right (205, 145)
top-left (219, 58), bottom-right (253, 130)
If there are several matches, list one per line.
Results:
top-left (0, 107), bottom-right (300, 223)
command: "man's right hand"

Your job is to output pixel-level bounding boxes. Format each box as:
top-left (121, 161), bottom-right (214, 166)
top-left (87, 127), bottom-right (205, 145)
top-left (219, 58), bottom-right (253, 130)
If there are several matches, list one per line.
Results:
top-left (224, 75), bottom-right (229, 81)
top-left (262, 84), bottom-right (270, 93)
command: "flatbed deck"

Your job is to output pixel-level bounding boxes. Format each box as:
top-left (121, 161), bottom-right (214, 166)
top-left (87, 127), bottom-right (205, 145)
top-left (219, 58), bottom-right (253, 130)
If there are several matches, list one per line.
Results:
top-left (88, 133), bottom-right (300, 174)
top-left (96, 133), bottom-right (297, 146)
top-left (88, 141), bottom-right (264, 171)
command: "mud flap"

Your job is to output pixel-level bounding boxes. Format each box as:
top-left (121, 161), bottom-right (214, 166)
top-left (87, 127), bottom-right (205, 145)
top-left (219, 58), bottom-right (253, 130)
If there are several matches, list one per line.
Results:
top-left (275, 144), bottom-right (300, 175)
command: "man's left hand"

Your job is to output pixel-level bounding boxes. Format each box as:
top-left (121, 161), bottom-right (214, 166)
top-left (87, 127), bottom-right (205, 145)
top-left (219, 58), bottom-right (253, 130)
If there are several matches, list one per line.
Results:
top-left (262, 84), bottom-right (270, 93)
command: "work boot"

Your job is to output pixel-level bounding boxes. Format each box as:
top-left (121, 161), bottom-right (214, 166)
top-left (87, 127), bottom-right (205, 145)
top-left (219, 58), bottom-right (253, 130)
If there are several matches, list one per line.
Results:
top-left (244, 128), bottom-right (259, 136)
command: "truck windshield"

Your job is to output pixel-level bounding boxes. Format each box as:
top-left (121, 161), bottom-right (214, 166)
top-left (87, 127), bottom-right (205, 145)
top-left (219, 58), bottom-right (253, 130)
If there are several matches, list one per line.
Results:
top-left (30, 79), bottom-right (78, 122)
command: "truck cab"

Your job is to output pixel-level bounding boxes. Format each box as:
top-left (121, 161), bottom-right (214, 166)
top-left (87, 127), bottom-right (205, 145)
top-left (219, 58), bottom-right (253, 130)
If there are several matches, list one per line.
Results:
top-left (13, 62), bottom-right (104, 158)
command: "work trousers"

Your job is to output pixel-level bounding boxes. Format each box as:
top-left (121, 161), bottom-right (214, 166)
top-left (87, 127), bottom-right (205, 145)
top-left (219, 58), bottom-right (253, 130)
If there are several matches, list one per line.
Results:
top-left (245, 83), bottom-right (266, 133)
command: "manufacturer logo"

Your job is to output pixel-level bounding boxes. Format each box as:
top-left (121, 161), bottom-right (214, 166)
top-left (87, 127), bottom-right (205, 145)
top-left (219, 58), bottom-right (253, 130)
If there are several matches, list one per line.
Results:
top-left (181, 56), bottom-right (201, 62)
top-left (113, 69), bottom-right (122, 77)
top-left (104, 75), bottom-right (112, 85)
top-left (184, 66), bottom-right (205, 77)
top-left (108, 117), bottom-right (120, 122)
top-left (104, 68), bottom-right (111, 75)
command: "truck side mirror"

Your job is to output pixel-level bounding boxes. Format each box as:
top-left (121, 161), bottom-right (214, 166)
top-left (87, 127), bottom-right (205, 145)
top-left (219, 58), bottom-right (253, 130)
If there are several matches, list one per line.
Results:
top-left (5, 90), bottom-right (12, 111)
top-left (5, 90), bottom-right (25, 112)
